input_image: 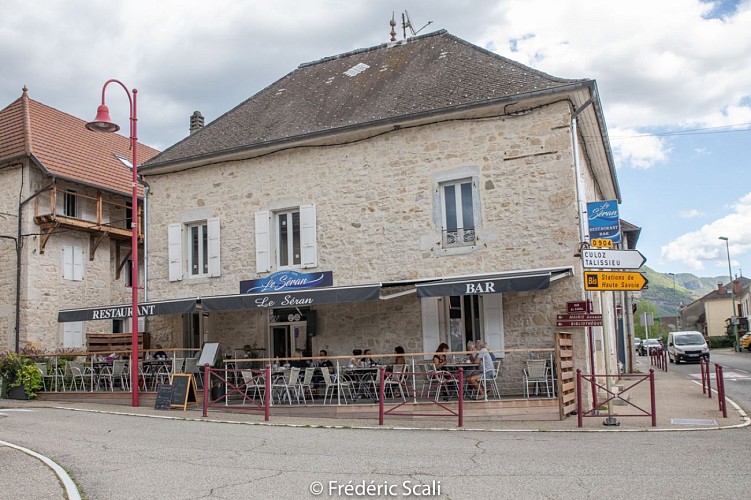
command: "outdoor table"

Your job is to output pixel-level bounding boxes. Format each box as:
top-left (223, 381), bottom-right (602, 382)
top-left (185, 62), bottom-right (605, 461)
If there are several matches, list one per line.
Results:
top-left (343, 367), bottom-right (378, 400)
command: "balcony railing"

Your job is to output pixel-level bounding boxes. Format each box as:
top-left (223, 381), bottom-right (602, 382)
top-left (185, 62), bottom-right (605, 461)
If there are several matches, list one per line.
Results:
top-left (442, 227), bottom-right (476, 248)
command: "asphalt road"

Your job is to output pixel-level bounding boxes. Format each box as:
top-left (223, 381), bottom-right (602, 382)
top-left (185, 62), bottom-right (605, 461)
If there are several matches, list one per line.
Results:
top-left (2, 407), bottom-right (751, 499)
top-left (667, 348), bottom-right (751, 413)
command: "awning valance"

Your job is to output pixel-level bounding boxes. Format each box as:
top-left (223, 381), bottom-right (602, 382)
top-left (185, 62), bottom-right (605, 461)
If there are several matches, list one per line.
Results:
top-left (414, 268), bottom-right (572, 298)
top-left (57, 298), bottom-right (197, 323)
top-left (200, 283), bottom-right (382, 312)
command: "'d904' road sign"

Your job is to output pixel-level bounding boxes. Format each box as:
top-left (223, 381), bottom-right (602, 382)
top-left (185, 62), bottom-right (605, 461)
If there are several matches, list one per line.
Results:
top-left (584, 271), bottom-right (648, 291)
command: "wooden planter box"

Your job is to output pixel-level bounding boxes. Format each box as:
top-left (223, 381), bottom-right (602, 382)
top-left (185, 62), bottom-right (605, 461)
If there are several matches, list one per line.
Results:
top-left (87, 333), bottom-right (151, 353)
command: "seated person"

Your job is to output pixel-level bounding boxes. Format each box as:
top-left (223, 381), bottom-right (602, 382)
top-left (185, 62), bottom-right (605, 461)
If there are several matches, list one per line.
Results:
top-left (152, 345), bottom-right (168, 360)
top-left (348, 349), bottom-right (363, 367)
top-left (362, 349), bottom-right (376, 367)
top-left (467, 340), bottom-right (496, 399)
top-left (289, 349), bottom-right (308, 368)
top-left (393, 345), bottom-right (406, 365)
top-left (432, 343), bottom-right (449, 369)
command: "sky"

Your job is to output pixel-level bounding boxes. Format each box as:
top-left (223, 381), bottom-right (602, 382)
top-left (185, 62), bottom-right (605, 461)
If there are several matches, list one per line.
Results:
top-left (1, 0), bottom-right (750, 279)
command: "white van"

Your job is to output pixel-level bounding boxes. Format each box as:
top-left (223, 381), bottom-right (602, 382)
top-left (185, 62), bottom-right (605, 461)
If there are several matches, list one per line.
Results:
top-left (667, 331), bottom-right (709, 364)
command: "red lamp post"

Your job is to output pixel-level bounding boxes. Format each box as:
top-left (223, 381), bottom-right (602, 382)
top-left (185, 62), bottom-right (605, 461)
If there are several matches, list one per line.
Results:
top-left (86, 79), bottom-right (141, 407)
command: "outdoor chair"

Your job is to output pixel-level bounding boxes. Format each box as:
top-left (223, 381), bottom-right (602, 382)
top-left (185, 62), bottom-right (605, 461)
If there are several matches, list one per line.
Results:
top-left (99, 359), bottom-right (129, 391)
top-left (66, 362), bottom-right (88, 391)
top-left (34, 363), bottom-right (62, 392)
top-left (241, 369), bottom-right (265, 403)
top-left (320, 367), bottom-right (353, 404)
top-left (372, 367), bottom-right (405, 402)
top-left (296, 367), bottom-right (316, 403)
top-left (271, 367), bottom-right (299, 405)
top-left (523, 359), bottom-right (552, 398)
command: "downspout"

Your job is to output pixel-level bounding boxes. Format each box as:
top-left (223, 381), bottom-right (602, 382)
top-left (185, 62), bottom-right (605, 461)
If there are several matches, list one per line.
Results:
top-left (571, 97), bottom-right (599, 409)
top-left (15, 161), bottom-right (54, 352)
top-left (142, 180), bottom-right (150, 302)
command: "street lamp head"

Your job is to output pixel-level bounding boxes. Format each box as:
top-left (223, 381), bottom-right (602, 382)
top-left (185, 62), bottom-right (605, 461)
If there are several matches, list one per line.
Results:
top-left (719, 236), bottom-right (728, 241)
top-left (85, 104), bottom-right (120, 133)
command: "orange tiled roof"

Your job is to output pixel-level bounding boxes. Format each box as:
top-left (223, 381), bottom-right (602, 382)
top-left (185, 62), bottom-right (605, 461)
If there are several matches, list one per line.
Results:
top-left (0, 88), bottom-right (159, 197)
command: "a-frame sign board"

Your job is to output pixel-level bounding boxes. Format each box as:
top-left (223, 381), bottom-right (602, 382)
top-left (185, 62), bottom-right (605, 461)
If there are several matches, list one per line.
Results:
top-left (170, 374), bottom-right (198, 411)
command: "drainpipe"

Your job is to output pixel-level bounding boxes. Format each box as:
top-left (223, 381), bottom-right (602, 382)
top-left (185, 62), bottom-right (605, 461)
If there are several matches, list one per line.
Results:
top-left (142, 180), bottom-right (150, 302)
top-left (15, 165), bottom-right (54, 352)
top-left (571, 97), bottom-right (599, 408)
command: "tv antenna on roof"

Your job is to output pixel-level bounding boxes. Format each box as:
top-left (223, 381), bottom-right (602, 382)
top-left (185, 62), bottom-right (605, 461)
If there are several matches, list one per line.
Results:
top-left (391, 10), bottom-right (432, 41)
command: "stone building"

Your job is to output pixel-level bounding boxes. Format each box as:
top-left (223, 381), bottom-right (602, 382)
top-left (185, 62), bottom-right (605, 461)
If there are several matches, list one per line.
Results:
top-left (128, 30), bottom-right (627, 392)
top-left (0, 88), bottom-right (159, 351)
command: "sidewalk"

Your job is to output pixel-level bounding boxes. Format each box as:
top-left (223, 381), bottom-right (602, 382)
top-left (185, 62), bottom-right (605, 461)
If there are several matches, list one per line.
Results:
top-left (2, 356), bottom-right (746, 432)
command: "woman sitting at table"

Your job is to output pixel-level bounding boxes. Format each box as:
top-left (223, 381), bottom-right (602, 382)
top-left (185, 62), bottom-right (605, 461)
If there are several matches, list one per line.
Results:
top-left (432, 343), bottom-right (449, 369)
top-left (393, 346), bottom-right (406, 365)
top-left (363, 349), bottom-right (376, 367)
top-left (467, 340), bottom-right (496, 399)
top-left (348, 349), bottom-right (363, 367)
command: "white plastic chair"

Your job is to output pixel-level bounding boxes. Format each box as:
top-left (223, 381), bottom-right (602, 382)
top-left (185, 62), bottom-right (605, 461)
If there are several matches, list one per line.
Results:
top-left (320, 367), bottom-right (353, 404)
top-left (523, 359), bottom-right (551, 398)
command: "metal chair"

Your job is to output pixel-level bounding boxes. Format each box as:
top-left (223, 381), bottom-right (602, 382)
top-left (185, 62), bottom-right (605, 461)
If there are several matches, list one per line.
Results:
top-left (100, 359), bottom-right (129, 391)
top-left (523, 359), bottom-right (551, 398)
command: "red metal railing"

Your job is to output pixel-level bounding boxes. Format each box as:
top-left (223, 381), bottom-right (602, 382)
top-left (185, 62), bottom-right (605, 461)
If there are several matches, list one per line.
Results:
top-left (700, 357), bottom-right (712, 398)
top-left (650, 350), bottom-right (667, 371)
top-left (715, 364), bottom-right (727, 418)
top-left (576, 369), bottom-right (656, 427)
top-left (378, 366), bottom-right (464, 427)
top-left (202, 363), bottom-right (270, 421)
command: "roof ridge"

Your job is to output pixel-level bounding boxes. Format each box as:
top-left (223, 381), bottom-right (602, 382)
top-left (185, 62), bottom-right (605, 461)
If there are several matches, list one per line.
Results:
top-left (298, 29), bottom-right (448, 69)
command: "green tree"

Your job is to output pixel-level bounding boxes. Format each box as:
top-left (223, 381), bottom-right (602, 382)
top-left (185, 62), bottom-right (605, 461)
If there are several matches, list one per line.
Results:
top-left (634, 300), bottom-right (668, 341)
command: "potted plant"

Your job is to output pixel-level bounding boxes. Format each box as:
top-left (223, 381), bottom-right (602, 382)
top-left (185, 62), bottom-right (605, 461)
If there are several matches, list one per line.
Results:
top-left (0, 352), bottom-right (44, 400)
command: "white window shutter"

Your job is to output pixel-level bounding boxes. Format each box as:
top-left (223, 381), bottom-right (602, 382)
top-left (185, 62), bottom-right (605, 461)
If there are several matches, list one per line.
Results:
top-left (299, 204), bottom-right (317, 269)
top-left (64, 322), bottom-right (84, 348)
top-left (62, 246), bottom-right (73, 280)
top-left (421, 297), bottom-right (441, 360)
top-left (482, 294), bottom-right (504, 358)
top-left (255, 211), bottom-right (271, 273)
top-left (73, 246), bottom-right (83, 281)
top-left (207, 217), bottom-right (221, 277)
top-left (168, 223), bottom-right (183, 282)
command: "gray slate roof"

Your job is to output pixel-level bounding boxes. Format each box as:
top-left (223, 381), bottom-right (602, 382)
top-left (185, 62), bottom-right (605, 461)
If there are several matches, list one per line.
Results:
top-left (146, 30), bottom-right (586, 168)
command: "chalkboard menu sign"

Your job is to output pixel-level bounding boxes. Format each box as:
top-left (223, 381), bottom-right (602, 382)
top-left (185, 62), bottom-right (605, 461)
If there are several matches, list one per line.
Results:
top-left (170, 374), bottom-right (198, 411)
top-left (154, 384), bottom-right (173, 410)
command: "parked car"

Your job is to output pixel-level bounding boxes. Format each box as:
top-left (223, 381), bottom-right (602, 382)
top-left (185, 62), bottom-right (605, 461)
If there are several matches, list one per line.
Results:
top-left (667, 331), bottom-right (709, 364)
top-left (638, 338), bottom-right (662, 356)
top-left (740, 332), bottom-right (751, 352)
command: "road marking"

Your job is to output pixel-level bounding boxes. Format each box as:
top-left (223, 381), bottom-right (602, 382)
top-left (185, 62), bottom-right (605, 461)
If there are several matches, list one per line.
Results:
top-left (0, 409), bottom-right (34, 416)
top-left (0, 438), bottom-right (81, 500)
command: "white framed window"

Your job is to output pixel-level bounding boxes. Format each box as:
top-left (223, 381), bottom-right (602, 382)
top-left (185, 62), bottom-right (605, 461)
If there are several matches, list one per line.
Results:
top-left (189, 222), bottom-right (209, 276)
top-left (62, 245), bottom-right (83, 281)
top-left (167, 218), bottom-right (220, 282)
top-left (255, 204), bottom-right (317, 272)
top-left (63, 321), bottom-right (84, 348)
top-left (63, 190), bottom-right (78, 218)
top-left (440, 179), bottom-right (476, 247)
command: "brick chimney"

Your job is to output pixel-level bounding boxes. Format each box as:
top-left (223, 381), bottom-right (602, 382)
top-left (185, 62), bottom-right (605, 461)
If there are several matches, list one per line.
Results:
top-left (189, 111), bottom-right (204, 135)
top-left (717, 283), bottom-right (726, 295)
top-left (733, 279), bottom-right (741, 295)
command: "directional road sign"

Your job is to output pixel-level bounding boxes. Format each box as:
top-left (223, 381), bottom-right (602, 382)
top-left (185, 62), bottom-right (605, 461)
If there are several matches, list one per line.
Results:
top-left (555, 313), bottom-right (603, 327)
top-left (584, 271), bottom-right (648, 291)
top-left (581, 249), bottom-right (647, 270)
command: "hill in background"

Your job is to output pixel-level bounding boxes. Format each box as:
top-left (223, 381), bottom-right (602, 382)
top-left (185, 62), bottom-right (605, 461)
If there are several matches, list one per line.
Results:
top-left (638, 266), bottom-right (728, 316)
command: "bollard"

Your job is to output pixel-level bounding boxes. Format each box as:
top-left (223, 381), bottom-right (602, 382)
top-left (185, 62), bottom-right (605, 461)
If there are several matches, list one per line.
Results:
top-left (576, 369), bottom-right (583, 428)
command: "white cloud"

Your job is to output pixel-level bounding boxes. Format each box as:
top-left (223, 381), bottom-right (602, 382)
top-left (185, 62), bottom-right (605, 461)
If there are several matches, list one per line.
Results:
top-left (679, 209), bottom-right (705, 219)
top-left (609, 127), bottom-right (670, 169)
top-left (661, 192), bottom-right (751, 270)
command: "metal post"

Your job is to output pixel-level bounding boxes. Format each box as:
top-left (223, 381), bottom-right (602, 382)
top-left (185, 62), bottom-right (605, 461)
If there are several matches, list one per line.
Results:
top-left (649, 369), bottom-right (656, 427)
top-left (719, 237), bottom-right (740, 352)
top-left (264, 364), bottom-right (271, 422)
top-left (202, 363), bottom-right (209, 417)
top-left (378, 367), bottom-right (385, 425)
top-left (576, 369), bottom-right (583, 428)
top-left (458, 368), bottom-right (464, 427)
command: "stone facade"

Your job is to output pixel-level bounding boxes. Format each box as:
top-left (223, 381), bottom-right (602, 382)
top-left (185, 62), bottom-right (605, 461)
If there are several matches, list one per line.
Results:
top-left (0, 160), bottom-right (141, 350)
top-left (142, 100), bottom-right (619, 394)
